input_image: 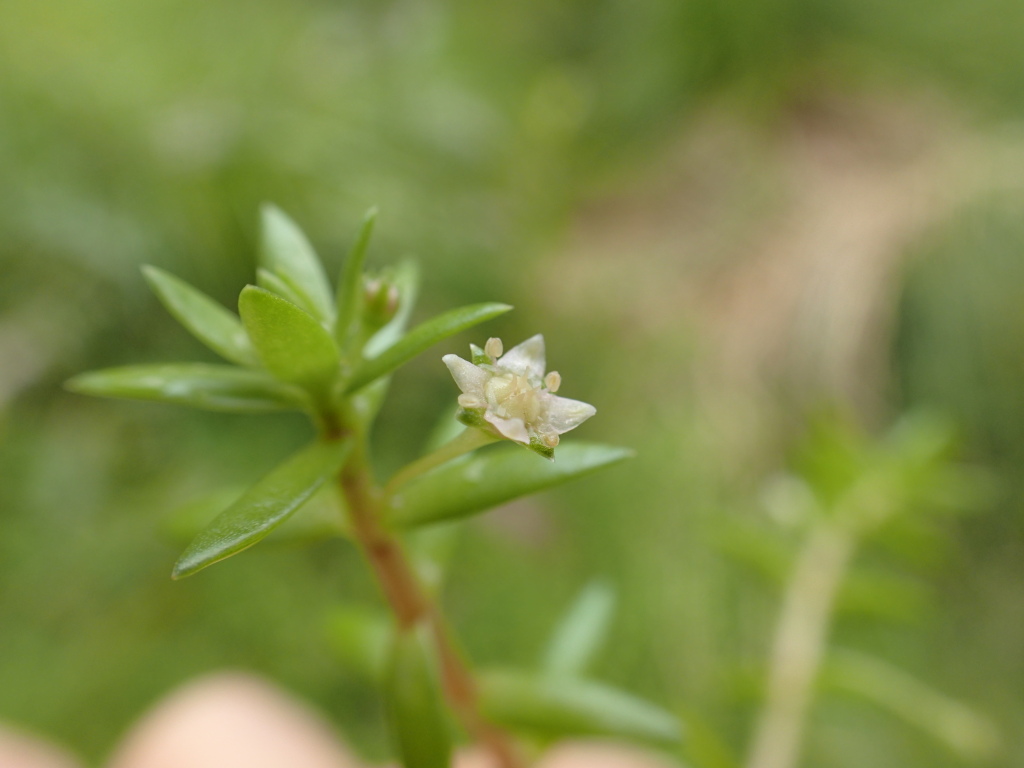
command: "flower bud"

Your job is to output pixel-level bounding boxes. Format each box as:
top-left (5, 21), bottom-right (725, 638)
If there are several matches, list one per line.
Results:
top-left (363, 276), bottom-right (400, 329)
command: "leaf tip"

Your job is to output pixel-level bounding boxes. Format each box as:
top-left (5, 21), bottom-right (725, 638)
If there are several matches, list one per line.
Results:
top-left (63, 373), bottom-right (87, 394)
top-left (170, 560), bottom-right (193, 581)
top-left (238, 283), bottom-right (273, 309)
top-left (260, 201), bottom-right (285, 220)
top-left (172, 541), bottom-right (217, 580)
top-left (139, 264), bottom-right (171, 294)
top-left (171, 549), bottom-right (212, 580)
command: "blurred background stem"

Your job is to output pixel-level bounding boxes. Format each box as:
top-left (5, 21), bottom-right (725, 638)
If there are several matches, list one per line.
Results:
top-left (744, 524), bottom-right (856, 768)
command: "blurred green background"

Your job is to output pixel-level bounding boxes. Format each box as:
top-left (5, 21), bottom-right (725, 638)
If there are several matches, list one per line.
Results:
top-left (3, 0), bottom-right (1024, 766)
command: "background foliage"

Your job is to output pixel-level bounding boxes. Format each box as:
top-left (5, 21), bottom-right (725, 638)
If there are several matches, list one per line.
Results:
top-left (3, 0), bottom-right (1024, 765)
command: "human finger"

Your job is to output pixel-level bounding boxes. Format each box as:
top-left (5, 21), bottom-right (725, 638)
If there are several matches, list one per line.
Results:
top-left (421, 741), bottom-right (677, 768)
top-left (536, 740), bottom-right (678, 768)
top-left (0, 724), bottom-right (83, 768)
top-left (106, 672), bottom-right (362, 768)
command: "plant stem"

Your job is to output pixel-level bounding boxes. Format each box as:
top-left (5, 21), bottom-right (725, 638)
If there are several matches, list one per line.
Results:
top-left (339, 440), bottom-right (525, 768)
top-left (744, 524), bottom-right (856, 768)
top-left (382, 427), bottom-right (496, 501)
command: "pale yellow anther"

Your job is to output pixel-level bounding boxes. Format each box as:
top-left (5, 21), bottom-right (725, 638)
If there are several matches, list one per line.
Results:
top-left (458, 393), bottom-right (485, 408)
top-left (541, 432), bottom-right (560, 448)
top-left (544, 371), bottom-right (561, 393)
top-left (485, 337), bottom-right (504, 360)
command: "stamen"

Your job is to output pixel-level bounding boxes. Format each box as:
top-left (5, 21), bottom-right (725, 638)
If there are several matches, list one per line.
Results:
top-left (544, 371), bottom-right (561, 393)
top-left (485, 337), bottom-right (503, 360)
top-left (458, 394), bottom-right (485, 408)
top-left (541, 432), bottom-right (560, 448)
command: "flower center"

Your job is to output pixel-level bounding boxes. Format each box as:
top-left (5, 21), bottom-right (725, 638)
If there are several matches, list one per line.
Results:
top-left (484, 373), bottom-right (543, 423)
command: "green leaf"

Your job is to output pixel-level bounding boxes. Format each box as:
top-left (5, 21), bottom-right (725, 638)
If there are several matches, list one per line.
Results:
top-left (407, 522), bottom-right (463, 592)
top-left (385, 624), bottom-right (453, 768)
top-left (142, 266), bottom-right (260, 367)
top-left (162, 484), bottom-right (347, 545)
top-left (389, 442), bottom-right (633, 529)
top-left (256, 267), bottom-right (312, 310)
top-left (238, 286), bottom-right (340, 397)
top-left (66, 364), bottom-right (306, 413)
top-left (543, 580), bottom-right (616, 677)
top-left (350, 376), bottom-right (392, 428)
top-left (260, 204), bottom-right (334, 323)
top-left (824, 648), bottom-right (1000, 761)
top-left (335, 207), bottom-right (378, 348)
top-left (172, 438), bottom-right (351, 579)
top-left (344, 302), bottom-right (513, 394)
top-left (326, 605), bottom-right (393, 682)
top-left (422, 405), bottom-right (465, 453)
top-left (479, 670), bottom-right (682, 747)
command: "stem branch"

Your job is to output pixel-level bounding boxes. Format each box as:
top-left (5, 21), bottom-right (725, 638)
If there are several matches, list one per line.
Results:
top-left (383, 428), bottom-right (496, 501)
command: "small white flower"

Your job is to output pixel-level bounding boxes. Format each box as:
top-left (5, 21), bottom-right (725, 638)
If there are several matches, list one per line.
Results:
top-left (443, 334), bottom-right (596, 456)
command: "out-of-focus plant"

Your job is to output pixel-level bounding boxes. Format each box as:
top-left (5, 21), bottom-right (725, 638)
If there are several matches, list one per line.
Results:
top-left (739, 414), bottom-right (1000, 768)
top-left (67, 206), bottom-right (680, 768)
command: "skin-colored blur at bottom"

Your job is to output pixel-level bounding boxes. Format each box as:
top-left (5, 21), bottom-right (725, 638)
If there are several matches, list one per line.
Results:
top-left (0, 674), bottom-right (673, 768)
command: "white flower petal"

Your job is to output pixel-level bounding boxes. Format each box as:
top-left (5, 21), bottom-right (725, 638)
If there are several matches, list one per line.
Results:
top-left (541, 393), bottom-right (597, 435)
top-left (484, 412), bottom-right (530, 444)
top-left (443, 354), bottom-right (489, 398)
top-left (445, 334), bottom-right (595, 452)
top-left (497, 334), bottom-right (545, 382)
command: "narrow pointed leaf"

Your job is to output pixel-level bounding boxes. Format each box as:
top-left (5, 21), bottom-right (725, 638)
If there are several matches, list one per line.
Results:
top-left (162, 484), bottom-right (347, 545)
top-left (326, 605), bottom-right (393, 682)
top-left (344, 302), bottom-right (512, 394)
top-left (238, 286), bottom-right (340, 395)
top-left (825, 648), bottom-right (1000, 761)
top-left (389, 442), bottom-right (633, 529)
top-left (260, 204), bottom-right (334, 322)
top-left (66, 364), bottom-right (306, 413)
top-left (142, 266), bottom-right (260, 367)
top-left (544, 581), bottom-right (617, 677)
top-left (385, 624), bottom-right (453, 768)
top-left (479, 670), bottom-right (682, 747)
top-left (172, 438), bottom-right (351, 579)
top-left (335, 207), bottom-right (378, 348)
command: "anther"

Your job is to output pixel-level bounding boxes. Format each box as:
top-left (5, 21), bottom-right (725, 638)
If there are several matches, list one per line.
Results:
top-left (541, 432), bottom-right (560, 448)
top-left (485, 337), bottom-right (503, 360)
top-left (544, 371), bottom-right (561, 393)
